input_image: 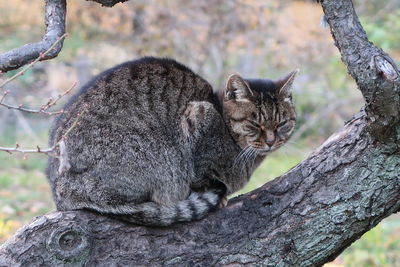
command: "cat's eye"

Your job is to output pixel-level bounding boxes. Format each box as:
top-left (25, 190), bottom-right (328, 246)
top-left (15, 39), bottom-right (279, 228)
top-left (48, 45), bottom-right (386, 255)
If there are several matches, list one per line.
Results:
top-left (278, 121), bottom-right (292, 130)
top-left (277, 121), bottom-right (294, 135)
top-left (247, 119), bottom-right (259, 127)
top-left (247, 132), bottom-right (258, 137)
top-left (277, 121), bottom-right (287, 128)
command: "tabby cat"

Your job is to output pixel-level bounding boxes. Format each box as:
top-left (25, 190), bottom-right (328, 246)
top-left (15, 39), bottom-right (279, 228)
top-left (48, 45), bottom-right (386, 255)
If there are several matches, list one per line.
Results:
top-left (47, 57), bottom-right (297, 226)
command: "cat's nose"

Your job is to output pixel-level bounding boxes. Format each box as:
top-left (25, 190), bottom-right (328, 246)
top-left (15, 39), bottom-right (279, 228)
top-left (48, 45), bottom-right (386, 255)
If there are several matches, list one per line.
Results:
top-left (265, 130), bottom-right (275, 147)
top-left (265, 139), bottom-right (275, 147)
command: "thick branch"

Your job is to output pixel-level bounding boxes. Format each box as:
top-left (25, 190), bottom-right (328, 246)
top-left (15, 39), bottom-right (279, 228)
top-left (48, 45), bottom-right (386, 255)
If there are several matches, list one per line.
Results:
top-left (0, 0), bottom-right (66, 73)
top-left (321, 0), bottom-right (400, 141)
top-left (0, 114), bottom-right (399, 266)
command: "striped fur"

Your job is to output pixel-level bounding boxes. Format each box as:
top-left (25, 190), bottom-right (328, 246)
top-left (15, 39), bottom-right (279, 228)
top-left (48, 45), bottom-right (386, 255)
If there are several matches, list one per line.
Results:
top-left (46, 57), bottom-right (297, 226)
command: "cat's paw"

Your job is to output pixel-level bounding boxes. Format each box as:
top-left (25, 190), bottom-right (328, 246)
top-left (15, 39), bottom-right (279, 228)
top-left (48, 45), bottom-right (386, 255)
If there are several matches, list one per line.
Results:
top-left (219, 196), bottom-right (228, 208)
top-left (208, 178), bottom-right (227, 197)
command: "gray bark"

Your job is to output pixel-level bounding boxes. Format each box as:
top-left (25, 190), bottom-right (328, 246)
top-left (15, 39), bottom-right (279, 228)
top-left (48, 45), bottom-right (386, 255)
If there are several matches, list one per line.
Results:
top-left (0, 0), bottom-right (399, 266)
top-left (0, 0), bottom-right (66, 73)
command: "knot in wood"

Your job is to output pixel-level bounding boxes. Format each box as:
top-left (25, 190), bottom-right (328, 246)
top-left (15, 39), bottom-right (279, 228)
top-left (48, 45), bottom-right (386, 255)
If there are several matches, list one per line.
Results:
top-left (374, 55), bottom-right (399, 82)
top-left (47, 224), bottom-right (90, 264)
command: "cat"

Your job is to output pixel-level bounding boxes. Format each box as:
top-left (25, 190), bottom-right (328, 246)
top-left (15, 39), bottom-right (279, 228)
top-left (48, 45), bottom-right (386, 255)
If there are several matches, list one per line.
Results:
top-left (46, 57), bottom-right (297, 226)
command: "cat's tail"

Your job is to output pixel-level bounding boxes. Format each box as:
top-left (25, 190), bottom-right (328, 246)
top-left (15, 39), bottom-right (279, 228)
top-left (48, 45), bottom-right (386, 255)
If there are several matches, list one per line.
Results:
top-left (102, 181), bottom-right (227, 227)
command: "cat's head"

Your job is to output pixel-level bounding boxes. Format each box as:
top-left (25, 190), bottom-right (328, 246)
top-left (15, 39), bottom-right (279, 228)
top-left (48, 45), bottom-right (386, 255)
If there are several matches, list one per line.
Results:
top-left (221, 70), bottom-right (298, 155)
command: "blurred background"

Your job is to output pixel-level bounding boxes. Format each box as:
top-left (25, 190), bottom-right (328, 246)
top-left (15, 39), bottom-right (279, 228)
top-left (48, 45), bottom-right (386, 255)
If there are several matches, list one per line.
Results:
top-left (0, 0), bottom-right (399, 266)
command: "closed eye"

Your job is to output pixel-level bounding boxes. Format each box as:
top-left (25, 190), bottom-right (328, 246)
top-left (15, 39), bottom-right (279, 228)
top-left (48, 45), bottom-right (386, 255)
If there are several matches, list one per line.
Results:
top-left (277, 121), bottom-right (294, 135)
top-left (245, 122), bottom-right (260, 132)
top-left (244, 123), bottom-right (260, 137)
top-left (247, 119), bottom-right (259, 127)
top-left (277, 118), bottom-right (295, 128)
top-left (247, 132), bottom-right (258, 138)
top-left (277, 121), bottom-right (287, 127)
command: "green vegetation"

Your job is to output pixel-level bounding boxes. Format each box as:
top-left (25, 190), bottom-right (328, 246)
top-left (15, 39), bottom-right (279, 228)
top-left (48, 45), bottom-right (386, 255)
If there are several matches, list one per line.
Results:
top-left (0, 137), bottom-right (54, 243)
top-left (342, 221), bottom-right (400, 267)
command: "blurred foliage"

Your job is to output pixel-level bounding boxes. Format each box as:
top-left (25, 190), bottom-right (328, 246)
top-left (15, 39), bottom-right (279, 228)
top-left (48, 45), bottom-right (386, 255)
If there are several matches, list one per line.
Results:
top-left (342, 222), bottom-right (400, 267)
top-left (0, 134), bottom-right (54, 244)
top-left (361, 10), bottom-right (400, 56)
top-left (0, 0), bottom-right (399, 265)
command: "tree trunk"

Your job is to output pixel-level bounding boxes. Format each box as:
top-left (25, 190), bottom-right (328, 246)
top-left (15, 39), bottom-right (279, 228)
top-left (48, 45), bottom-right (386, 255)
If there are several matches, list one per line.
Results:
top-left (1, 0), bottom-right (399, 266)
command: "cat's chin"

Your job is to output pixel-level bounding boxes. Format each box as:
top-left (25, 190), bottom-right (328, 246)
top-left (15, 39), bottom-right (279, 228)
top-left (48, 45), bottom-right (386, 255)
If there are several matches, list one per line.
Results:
top-left (254, 148), bottom-right (271, 156)
top-left (255, 146), bottom-right (281, 156)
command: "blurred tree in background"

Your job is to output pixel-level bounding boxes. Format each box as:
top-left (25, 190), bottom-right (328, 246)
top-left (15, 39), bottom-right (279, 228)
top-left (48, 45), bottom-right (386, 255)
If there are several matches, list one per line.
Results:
top-left (0, 1), bottom-right (399, 266)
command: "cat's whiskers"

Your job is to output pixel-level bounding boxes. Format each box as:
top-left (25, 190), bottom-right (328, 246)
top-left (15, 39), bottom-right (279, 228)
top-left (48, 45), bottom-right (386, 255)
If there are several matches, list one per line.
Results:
top-left (250, 148), bottom-right (259, 169)
top-left (234, 145), bottom-right (250, 165)
top-left (233, 145), bottom-right (257, 177)
top-left (242, 146), bottom-right (259, 176)
top-left (240, 148), bottom-right (253, 169)
top-left (239, 149), bottom-right (252, 177)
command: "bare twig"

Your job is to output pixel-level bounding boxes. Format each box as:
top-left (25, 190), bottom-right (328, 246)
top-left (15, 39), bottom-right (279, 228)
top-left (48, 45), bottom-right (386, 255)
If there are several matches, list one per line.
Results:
top-left (42, 81), bottom-right (76, 110)
top-left (0, 144), bottom-right (54, 156)
top-left (0, 33), bottom-right (68, 89)
top-left (0, 0), bottom-right (67, 73)
top-left (0, 105), bottom-right (88, 157)
top-left (60, 104), bottom-right (89, 139)
top-left (0, 81), bottom-right (76, 115)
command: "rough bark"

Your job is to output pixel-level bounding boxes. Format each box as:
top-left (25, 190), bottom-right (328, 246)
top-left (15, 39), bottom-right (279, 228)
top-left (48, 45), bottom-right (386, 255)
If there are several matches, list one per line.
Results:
top-left (0, 0), bottom-right (66, 73)
top-left (0, 0), bottom-right (399, 266)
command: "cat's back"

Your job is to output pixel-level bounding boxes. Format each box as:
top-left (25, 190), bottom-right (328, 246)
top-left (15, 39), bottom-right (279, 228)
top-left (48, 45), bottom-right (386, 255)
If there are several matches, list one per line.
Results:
top-left (50, 57), bottom-right (215, 144)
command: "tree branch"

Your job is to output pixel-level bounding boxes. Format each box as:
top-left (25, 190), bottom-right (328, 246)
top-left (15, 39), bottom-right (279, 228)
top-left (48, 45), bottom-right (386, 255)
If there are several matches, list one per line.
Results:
top-left (0, 0), bottom-right (66, 73)
top-left (0, 34), bottom-right (68, 89)
top-left (321, 0), bottom-right (400, 141)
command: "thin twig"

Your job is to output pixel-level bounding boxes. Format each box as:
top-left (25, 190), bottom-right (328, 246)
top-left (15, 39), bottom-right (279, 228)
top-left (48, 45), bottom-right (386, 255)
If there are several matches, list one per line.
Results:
top-left (0, 33), bottom-right (68, 89)
top-left (43, 81), bottom-right (77, 110)
top-left (0, 104), bottom-right (88, 157)
top-left (0, 144), bottom-right (54, 155)
top-left (0, 81), bottom-right (76, 115)
top-left (61, 104), bottom-right (89, 139)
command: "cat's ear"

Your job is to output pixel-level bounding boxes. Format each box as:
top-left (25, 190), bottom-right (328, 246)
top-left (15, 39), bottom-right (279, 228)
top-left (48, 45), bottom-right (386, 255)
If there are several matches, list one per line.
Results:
top-left (274, 69), bottom-right (299, 98)
top-left (225, 74), bottom-right (253, 101)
